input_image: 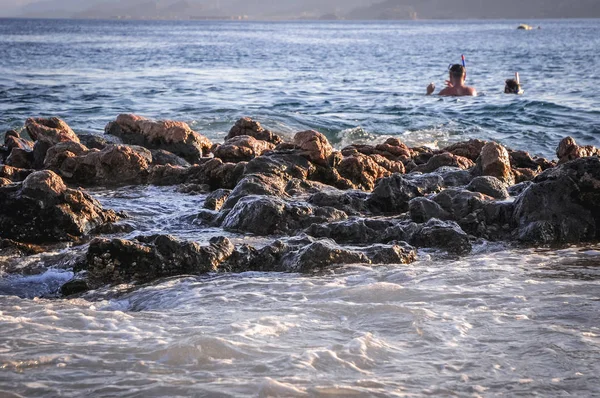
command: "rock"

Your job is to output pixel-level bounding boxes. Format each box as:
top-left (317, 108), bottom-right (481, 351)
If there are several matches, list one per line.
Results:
top-left (374, 138), bottom-right (411, 159)
top-left (0, 177), bottom-right (11, 187)
top-left (0, 239), bottom-right (46, 256)
top-left (5, 148), bottom-right (33, 169)
top-left (203, 189), bottom-right (231, 211)
top-left (0, 165), bottom-right (34, 182)
top-left (293, 130), bottom-right (333, 166)
top-left (25, 117), bottom-right (80, 146)
top-left (105, 114), bottom-right (212, 164)
top-left (410, 219), bottom-right (472, 254)
top-left (409, 197), bottom-right (451, 223)
top-left (443, 139), bottom-right (487, 162)
top-left (60, 280), bottom-right (90, 296)
top-left (474, 142), bottom-right (514, 185)
top-left (508, 181), bottom-right (532, 197)
top-left (149, 149), bottom-right (190, 167)
top-left (83, 235), bottom-right (235, 286)
top-left (305, 218), bottom-right (404, 244)
top-left (148, 164), bottom-right (188, 186)
top-left (222, 173), bottom-right (288, 209)
top-left (512, 167), bottom-right (539, 183)
top-left (176, 183), bottom-right (210, 195)
top-left (226, 117), bottom-right (282, 144)
top-left (432, 188), bottom-right (492, 221)
top-left (413, 152), bottom-right (474, 173)
top-left (556, 136), bottom-right (600, 165)
top-left (508, 149), bottom-right (541, 170)
top-left (513, 157), bottom-right (600, 243)
top-left (245, 151), bottom-right (316, 181)
top-left (337, 154), bottom-right (390, 191)
top-left (45, 144), bottom-right (151, 186)
top-left (213, 135), bottom-right (275, 163)
top-left (0, 171), bottom-right (119, 243)
top-left (221, 195), bottom-right (347, 235)
top-left (367, 174), bottom-right (423, 214)
top-left (437, 167), bottom-right (474, 187)
top-left (32, 140), bottom-right (53, 169)
top-left (308, 189), bottom-right (370, 215)
top-left (466, 176), bottom-right (509, 199)
top-left (78, 134), bottom-right (112, 150)
top-left (360, 241), bottom-right (417, 264)
top-left (285, 179), bottom-right (331, 197)
top-left (4, 132), bottom-right (33, 151)
top-left (149, 158), bottom-right (245, 190)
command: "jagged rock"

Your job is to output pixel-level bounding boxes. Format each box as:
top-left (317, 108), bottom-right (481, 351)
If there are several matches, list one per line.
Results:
top-left (44, 143), bottom-right (151, 186)
top-left (149, 149), bottom-right (190, 167)
top-left (149, 158), bottom-right (245, 189)
top-left (213, 135), bottom-right (275, 163)
top-left (221, 195), bottom-right (347, 235)
top-left (411, 146), bottom-right (435, 165)
top-left (367, 174), bottom-right (423, 214)
top-left (176, 183), bottom-right (210, 195)
top-left (466, 176), bottom-right (509, 199)
top-left (226, 117), bottom-right (282, 144)
top-left (4, 131), bottom-right (33, 151)
top-left (413, 152), bottom-right (474, 173)
top-left (285, 179), bottom-right (331, 197)
top-left (474, 142), bottom-right (514, 185)
top-left (410, 219), bottom-right (472, 254)
top-left (337, 154), bottom-right (391, 191)
top-left (409, 197), bottom-right (452, 223)
top-left (305, 218), bottom-right (404, 244)
top-left (513, 157), bottom-right (600, 243)
top-left (25, 117), bottom-right (80, 146)
top-left (82, 235), bottom-right (235, 286)
top-left (443, 139), bottom-right (487, 162)
top-left (78, 134), bottom-right (112, 150)
top-left (308, 189), bottom-right (370, 215)
top-left (0, 171), bottom-right (119, 243)
top-left (204, 189), bottom-right (231, 211)
top-left (5, 148), bottom-right (33, 169)
top-left (508, 181), bottom-right (532, 197)
top-left (432, 188), bottom-right (492, 221)
top-left (556, 136), bottom-right (600, 165)
top-left (245, 151), bottom-right (316, 181)
top-left (293, 130), bottom-right (333, 167)
top-left (436, 167), bottom-right (474, 187)
top-left (374, 138), bottom-right (411, 159)
top-left (60, 279), bottom-right (90, 296)
top-left (0, 177), bottom-right (11, 187)
top-left (0, 239), bottom-right (46, 257)
top-left (222, 173), bottom-right (288, 209)
top-left (512, 167), bottom-right (539, 183)
top-left (105, 114), bottom-right (212, 164)
top-left (0, 165), bottom-right (34, 182)
top-left (508, 149), bottom-right (541, 170)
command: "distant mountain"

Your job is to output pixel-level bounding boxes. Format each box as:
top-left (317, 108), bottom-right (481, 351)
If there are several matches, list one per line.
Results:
top-left (347, 0), bottom-right (600, 20)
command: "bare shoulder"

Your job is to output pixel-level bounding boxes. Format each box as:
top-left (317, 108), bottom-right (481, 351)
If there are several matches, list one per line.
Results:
top-left (438, 87), bottom-right (452, 96)
top-left (466, 86), bottom-right (478, 96)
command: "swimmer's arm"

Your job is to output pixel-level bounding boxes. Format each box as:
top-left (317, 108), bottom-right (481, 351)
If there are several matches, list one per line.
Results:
top-left (426, 83), bottom-right (435, 95)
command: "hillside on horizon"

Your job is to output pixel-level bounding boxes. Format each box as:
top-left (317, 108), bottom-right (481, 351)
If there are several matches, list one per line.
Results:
top-left (2, 0), bottom-right (600, 20)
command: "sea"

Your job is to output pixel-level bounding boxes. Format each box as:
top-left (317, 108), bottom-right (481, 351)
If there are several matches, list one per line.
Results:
top-left (0, 18), bottom-right (599, 397)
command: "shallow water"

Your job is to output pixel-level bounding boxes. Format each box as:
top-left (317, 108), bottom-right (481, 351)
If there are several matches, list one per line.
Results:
top-left (1, 19), bottom-right (600, 396)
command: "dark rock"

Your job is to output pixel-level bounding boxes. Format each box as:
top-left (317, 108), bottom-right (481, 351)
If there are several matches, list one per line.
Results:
top-left (150, 149), bottom-right (190, 167)
top-left (5, 148), bottom-right (33, 169)
top-left (223, 173), bottom-right (288, 209)
top-left (285, 179), bottom-right (331, 197)
top-left (443, 139), bottom-right (487, 162)
top-left (337, 154), bottom-right (391, 191)
top-left (466, 176), bottom-right (509, 199)
top-left (60, 280), bottom-right (90, 296)
top-left (78, 134), bottom-right (112, 150)
top-left (437, 167), bottom-right (474, 187)
top-left (409, 197), bottom-right (452, 223)
top-left (508, 181), bottom-right (532, 197)
top-left (0, 177), bottom-right (11, 187)
top-left (245, 151), bottom-right (316, 181)
top-left (221, 195), bottom-right (347, 235)
top-left (105, 114), bottom-right (212, 164)
top-left (0, 165), bottom-right (34, 182)
top-left (226, 117), bottom-right (282, 144)
top-left (203, 189), bottom-right (231, 211)
top-left (308, 189), bottom-right (370, 215)
top-left (0, 171), bottom-right (119, 243)
top-left (410, 219), bottom-right (472, 254)
top-left (83, 235), bottom-right (235, 286)
top-left (149, 159), bottom-right (245, 190)
top-left (4, 133), bottom-right (33, 151)
top-left (176, 183), bottom-right (210, 195)
top-left (305, 218), bottom-right (404, 244)
top-left (432, 188), bottom-right (492, 221)
top-left (213, 135), bottom-right (275, 163)
top-left (367, 174), bottom-right (423, 214)
top-left (281, 239), bottom-right (369, 272)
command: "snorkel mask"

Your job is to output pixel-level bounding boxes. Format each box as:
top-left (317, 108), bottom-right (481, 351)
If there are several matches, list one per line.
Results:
top-left (505, 72), bottom-right (524, 94)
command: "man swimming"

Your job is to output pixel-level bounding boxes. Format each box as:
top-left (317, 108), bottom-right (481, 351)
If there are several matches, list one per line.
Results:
top-left (426, 64), bottom-right (477, 97)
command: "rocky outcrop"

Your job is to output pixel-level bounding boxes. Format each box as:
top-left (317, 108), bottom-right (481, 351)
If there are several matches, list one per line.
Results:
top-left (367, 173), bottom-right (443, 214)
top-left (213, 135), bottom-right (275, 163)
top-left (221, 195), bottom-right (347, 235)
top-left (25, 117), bottom-right (80, 146)
top-left (44, 143), bottom-right (152, 186)
top-left (0, 171), bottom-right (119, 243)
top-left (413, 152), bottom-right (474, 173)
top-left (0, 165), bottom-right (34, 182)
top-left (556, 136), bottom-right (600, 165)
top-left (293, 130), bottom-right (333, 167)
top-left (149, 158), bottom-right (245, 189)
top-left (474, 142), bottom-right (514, 185)
top-left (83, 235), bottom-right (235, 286)
top-left (105, 114), bottom-right (212, 164)
top-left (466, 176), bottom-right (509, 199)
top-left (337, 154), bottom-right (391, 191)
top-left (226, 117), bottom-right (283, 144)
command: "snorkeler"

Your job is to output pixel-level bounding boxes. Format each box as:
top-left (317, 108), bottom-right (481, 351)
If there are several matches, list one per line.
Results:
top-left (426, 64), bottom-right (477, 97)
top-left (505, 72), bottom-right (524, 94)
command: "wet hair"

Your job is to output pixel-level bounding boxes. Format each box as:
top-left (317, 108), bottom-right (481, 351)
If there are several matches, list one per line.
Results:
top-left (449, 64), bottom-right (466, 79)
top-left (505, 79), bottom-right (521, 94)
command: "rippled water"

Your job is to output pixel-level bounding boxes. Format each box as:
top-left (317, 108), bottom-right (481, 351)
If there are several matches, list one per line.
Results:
top-left (1, 19), bottom-right (600, 396)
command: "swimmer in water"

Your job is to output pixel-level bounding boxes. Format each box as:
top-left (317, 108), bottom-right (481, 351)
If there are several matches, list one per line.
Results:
top-left (505, 72), bottom-right (524, 94)
top-left (426, 64), bottom-right (477, 97)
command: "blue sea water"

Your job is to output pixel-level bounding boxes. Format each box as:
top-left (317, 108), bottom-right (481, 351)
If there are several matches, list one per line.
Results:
top-left (0, 18), bottom-right (599, 157)
top-left (1, 19), bottom-right (600, 397)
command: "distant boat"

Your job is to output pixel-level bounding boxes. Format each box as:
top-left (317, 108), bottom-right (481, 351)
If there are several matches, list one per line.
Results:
top-left (517, 24), bottom-right (534, 30)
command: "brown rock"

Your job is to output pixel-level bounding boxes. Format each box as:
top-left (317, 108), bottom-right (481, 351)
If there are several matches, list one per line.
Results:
top-left (513, 167), bottom-right (539, 183)
top-left (293, 130), bottom-right (333, 167)
top-left (414, 152), bottom-right (474, 173)
top-left (4, 133), bottom-right (33, 151)
top-left (105, 114), bottom-right (212, 164)
top-left (475, 142), bottom-right (514, 185)
top-left (226, 117), bottom-right (282, 144)
top-left (556, 136), bottom-right (600, 164)
top-left (0, 177), bottom-right (12, 187)
top-left (25, 117), bottom-right (80, 146)
top-left (5, 148), bottom-right (33, 169)
top-left (0, 165), bottom-right (34, 182)
top-left (213, 135), bottom-right (275, 163)
top-left (443, 139), bottom-right (488, 161)
top-left (337, 154), bottom-right (391, 191)
top-left (375, 138), bottom-right (411, 159)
